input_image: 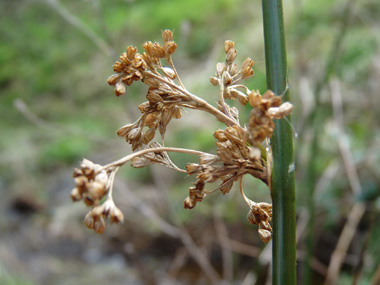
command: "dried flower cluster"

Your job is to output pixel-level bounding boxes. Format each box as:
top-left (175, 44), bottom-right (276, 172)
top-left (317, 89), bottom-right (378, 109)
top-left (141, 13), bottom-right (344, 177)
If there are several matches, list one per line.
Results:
top-left (71, 30), bottom-right (292, 242)
top-left (71, 159), bottom-right (123, 233)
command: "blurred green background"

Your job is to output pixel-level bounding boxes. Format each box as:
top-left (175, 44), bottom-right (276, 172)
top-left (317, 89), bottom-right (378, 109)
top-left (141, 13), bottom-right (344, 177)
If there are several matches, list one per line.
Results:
top-left (0, 0), bottom-right (379, 284)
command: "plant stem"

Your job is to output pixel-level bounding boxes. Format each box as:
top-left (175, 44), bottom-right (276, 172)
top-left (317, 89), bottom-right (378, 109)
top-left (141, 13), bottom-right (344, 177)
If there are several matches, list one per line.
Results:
top-left (100, 146), bottom-right (207, 171)
top-left (262, 1), bottom-right (296, 284)
top-left (146, 71), bottom-right (237, 126)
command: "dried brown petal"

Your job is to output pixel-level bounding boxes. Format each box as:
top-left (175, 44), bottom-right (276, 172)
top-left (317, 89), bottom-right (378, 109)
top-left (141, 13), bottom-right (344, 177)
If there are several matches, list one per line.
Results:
top-left (117, 123), bottom-right (135, 137)
top-left (145, 113), bottom-right (158, 127)
top-left (70, 187), bottom-right (82, 201)
top-left (141, 52), bottom-right (155, 70)
top-left (107, 74), bottom-right (121, 86)
top-left (162, 67), bottom-right (176, 79)
top-left (121, 74), bottom-right (134, 86)
top-left (143, 41), bottom-right (155, 58)
top-left (162, 29), bottom-right (173, 42)
top-left (172, 107), bottom-right (182, 119)
top-left (224, 40), bottom-right (235, 53)
top-left (142, 128), bottom-right (156, 144)
top-left (127, 128), bottom-right (141, 141)
top-left (210, 76), bottom-right (219, 86)
top-left (81, 158), bottom-right (96, 170)
top-left (228, 63), bottom-right (238, 76)
top-left (156, 102), bottom-right (164, 111)
top-left (247, 208), bottom-right (259, 225)
top-left (238, 94), bottom-right (248, 105)
top-left (110, 207), bottom-right (124, 224)
top-left (147, 90), bottom-right (163, 103)
top-left (278, 102), bottom-right (293, 117)
top-left (73, 168), bottom-right (82, 178)
top-left (223, 71), bottom-right (232, 86)
top-left (138, 101), bottom-right (151, 113)
top-left (143, 77), bottom-right (160, 88)
top-left (214, 130), bottom-right (228, 142)
top-left (241, 67), bottom-right (254, 79)
top-left (248, 90), bottom-right (261, 108)
top-left (263, 90), bottom-right (275, 99)
top-left (113, 61), bottom-right (124, 73)
top-left (127, 46), bottom-right (138, 60)
top-left (94, 171), bottom-right (108, 185)
top-left (94, 216), bottom-right (106, 234)
top-left (258, 229), bottom-right (272, 243)
top-left (84, 213), bottom-right (95, 229)
top-left (241, 57), bottom-right (254, 70)
top-left (226, 48), bottom-right (237, 63)
top-left (159, 108), bottom-right (172, 135)
top-left (186, 163), bottom-right (201, 175)
top-left (164, 41), bottom-right (177, 57)
top-left (120, 52), bottom-right (130, 64)
top-left (184, 196), bottom-right (195, 209)
top-left (199, 154), bottom-right (219, 165)
top-left (216, 62), bottom-right (225, 76)
top-left (115, 81), bottom-right (126, 96)
top-left (219, 179), bottom-right (234, 194)
top-left (249, 147), bottom-right (261, 161)
top-left (258, 202), bottom-right (272, 216)
top-left (131, 156), bottom-right (151, 168)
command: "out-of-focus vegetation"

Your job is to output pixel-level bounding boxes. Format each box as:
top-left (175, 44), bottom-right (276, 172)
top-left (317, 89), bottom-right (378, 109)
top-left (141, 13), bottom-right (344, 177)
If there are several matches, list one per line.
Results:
top-left (0, 0), bottom-right (379, 284)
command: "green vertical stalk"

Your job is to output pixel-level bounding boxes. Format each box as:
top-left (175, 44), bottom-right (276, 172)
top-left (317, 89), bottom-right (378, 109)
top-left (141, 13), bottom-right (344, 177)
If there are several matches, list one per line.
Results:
top-left (261, 1), bottom-right (296, 284)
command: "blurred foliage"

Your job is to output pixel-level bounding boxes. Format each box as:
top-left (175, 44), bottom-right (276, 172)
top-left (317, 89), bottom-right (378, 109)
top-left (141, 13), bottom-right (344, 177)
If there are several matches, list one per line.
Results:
top-left (0, 0), bottom-right (380, 284)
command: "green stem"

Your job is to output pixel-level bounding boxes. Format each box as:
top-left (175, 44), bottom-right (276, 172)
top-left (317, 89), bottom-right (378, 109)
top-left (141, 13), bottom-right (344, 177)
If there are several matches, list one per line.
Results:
top-left (262, 1), bottom-right (296, 284)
